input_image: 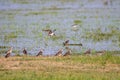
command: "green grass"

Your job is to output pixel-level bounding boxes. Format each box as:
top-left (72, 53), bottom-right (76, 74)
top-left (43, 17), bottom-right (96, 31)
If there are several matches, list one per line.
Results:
top-left (0, 54), bottom-right (120, 80)
top-left (0, 70), bottom-right (119, 80)
top-left (7, 53), bottom-right (120, 64)
top-left (53, 54), bottom-right (120, 64)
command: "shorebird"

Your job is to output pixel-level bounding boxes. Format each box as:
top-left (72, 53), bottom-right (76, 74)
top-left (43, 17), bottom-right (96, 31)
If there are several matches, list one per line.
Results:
top-left (36, 49), bottom-right (44, 56)
top-left (55, 49), bottom-right (63, 56)
top-left (23, 48), bottom-right (27, 55)
top-left (72, 24), bottom-right (78, 28)
top-left (5, 47), bottom-right (13, 58)
top-left (96, 50), bottom-right (106, 56)
top-left (43, 29), bottom-right (56, 36)
top-left (71, 24), bottom-right (79, 31)
top-left (63, 49), bottom-right (71, 56)
top-left (63, 40), bottom-right (69, 46)
top-left (84, 49), bottom-right (91, 55)
top-left (48, 29), bottom-right (56, 36)
top-left (103, 0), bottom-right (108, 5)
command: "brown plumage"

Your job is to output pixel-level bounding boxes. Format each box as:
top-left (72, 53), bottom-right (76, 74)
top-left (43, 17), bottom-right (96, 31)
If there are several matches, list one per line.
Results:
top-left (63, 40), bottom-right (69, 46)
top-left (36, 49), bottom-right (43, 56)
top-left (43, 29), bottom-right (56, 36)
top-left (5, 47), bottom-right (13, 58)
top-left (23, 48), bottom-right (27, 55)
top-left (103, 0), bottom-right (108, 5)
top-left (48, 30), bottom-right (56, 36)
top-left (84, 49), bottom-right (91, 55)
top-left (63, 49), bottom-right (71, 56)
top-left (55, 49), bottom-right (63, 56)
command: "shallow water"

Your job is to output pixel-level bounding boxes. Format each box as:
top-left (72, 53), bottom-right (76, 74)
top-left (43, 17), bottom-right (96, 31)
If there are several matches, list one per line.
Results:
top-left (0, 0), bottom-right (120, 55)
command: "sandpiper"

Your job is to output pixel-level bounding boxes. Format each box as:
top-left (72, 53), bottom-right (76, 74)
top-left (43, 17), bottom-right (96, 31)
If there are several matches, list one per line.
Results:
top-left (71, 24), bottom-right (79, 31)
top-left (103, 0), bottom-right (108, 5)
top-left (5, 47), bottom-right (13, 58)
top-left (63, 40), bottom-right (69, 46)
top-left (43, 29), bottom-right (56, 36)
top-left (55, 49), bottom-right (63, 56)
top-left (23, 48), bottom-right (27, 55)
top-left (48, 29), bottom-right (56, 36)
top-left (84, 49), bottom-right (91, 55)
top-left (36, 49), bottom-right (44, 56)
top-left (72, 24), bottom-right (78, 28)
top-left (63, 49), bottom-right (71, 56)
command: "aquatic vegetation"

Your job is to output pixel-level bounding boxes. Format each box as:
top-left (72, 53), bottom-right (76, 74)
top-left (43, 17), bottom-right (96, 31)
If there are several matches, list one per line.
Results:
top-left (0, 49), bottom-right (18, 55)
top-left (83, 27), bottom-right (120, 42)
top-left (60, 0), bottom-right (75, 3)
top-left (12, 0), bottom-right (29, 4)
top-left (0, 0), bottom-right (120, 57)
top-left (0, 46), bottom-right (9, 48)
top-left (4, 32), bottom-right (17, 40)
top-left (51, 35), bottom-right (65, 40)
top-left (74, 20), bottom-right (82, 25)
top-left (0, 49), bottom-right (6, 54)
top-left (38, 32), bottom-right (43, 37)
top-left (0, 0), bottom-right (119, 79)
top-left (24, 11), bottom-right (58, 16)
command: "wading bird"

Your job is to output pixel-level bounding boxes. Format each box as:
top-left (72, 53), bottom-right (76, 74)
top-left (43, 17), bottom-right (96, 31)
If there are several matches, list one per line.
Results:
top-left (5, 47), bottom-right (13, 58)
top-left (55, 49), bottom-right (63, 56)
top-left (63, 40), bottom-right (69, 46)
top-left (36, 49), bottom-right (44, 56)
top-left (71, 24), bottom-right (79, 31)
top-left (43, 29), bottom-right (56, 36)
top-left (72, 24), bottom-right (78, 28)
top-left (84, 49), bottom-right (91, 55)
top-left (23, 48), bottom-right (27, 55)
top-left (63, 49), bottom-right (71, 56)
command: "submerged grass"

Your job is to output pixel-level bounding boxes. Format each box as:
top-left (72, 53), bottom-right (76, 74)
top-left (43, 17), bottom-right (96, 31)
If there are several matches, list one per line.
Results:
top-left (83, 27), bottom-right (120, 42)
top-left (74, 20), bottom-right (82, 25)
top-left (51, 35), bottom-right (65, 40)
top-left (4, 32), bottom-right (18, 39)
top-left (24, 11), bottom-right (58, 16)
